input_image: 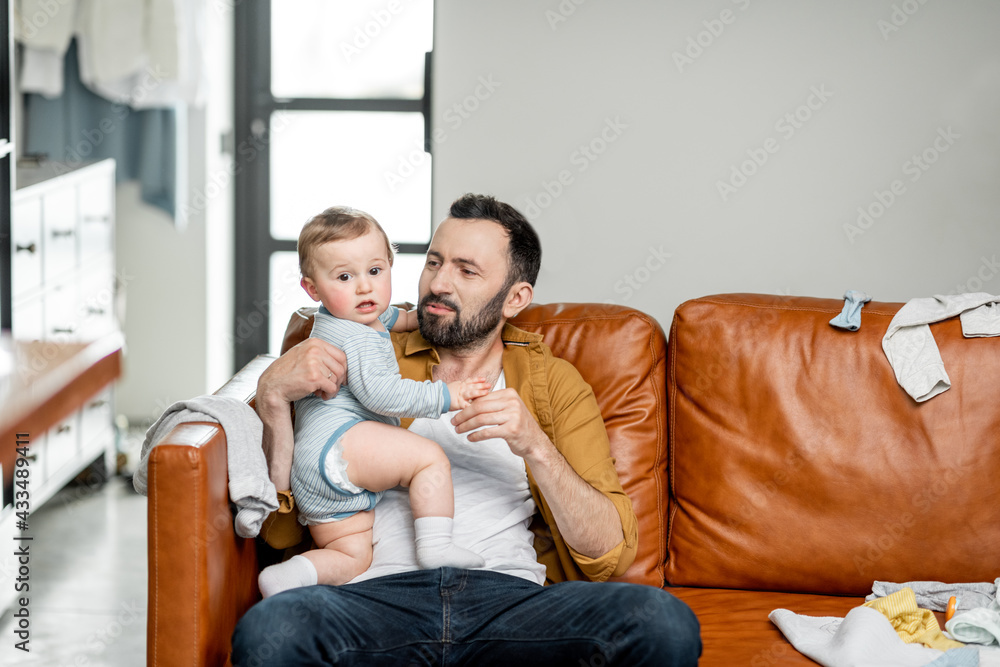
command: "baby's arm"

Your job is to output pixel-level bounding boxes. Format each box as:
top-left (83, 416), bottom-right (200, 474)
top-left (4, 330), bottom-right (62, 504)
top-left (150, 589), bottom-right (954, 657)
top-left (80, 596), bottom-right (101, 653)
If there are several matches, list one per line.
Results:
top-left (446, 378), bottom-right (491, 410)
top-left (390, 307), bottom-right (419, 332)
top-left (345, 332), bottom-right (469, 419)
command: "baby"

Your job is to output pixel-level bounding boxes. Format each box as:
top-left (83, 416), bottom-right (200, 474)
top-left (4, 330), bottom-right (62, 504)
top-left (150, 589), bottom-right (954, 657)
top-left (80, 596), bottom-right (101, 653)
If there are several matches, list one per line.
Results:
top-left (258, 206), bottom-right (488, 597)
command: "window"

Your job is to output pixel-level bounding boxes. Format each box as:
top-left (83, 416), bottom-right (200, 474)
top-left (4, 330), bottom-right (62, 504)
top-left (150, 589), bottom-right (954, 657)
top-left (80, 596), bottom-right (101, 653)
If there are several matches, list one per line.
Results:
top-left (234, 0), bottom-right (433, 367)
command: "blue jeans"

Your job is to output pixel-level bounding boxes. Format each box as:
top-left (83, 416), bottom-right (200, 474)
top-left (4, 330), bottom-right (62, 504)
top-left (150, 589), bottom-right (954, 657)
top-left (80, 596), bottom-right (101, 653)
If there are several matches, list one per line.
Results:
top-left (231, 568), bottom-right (701, 666)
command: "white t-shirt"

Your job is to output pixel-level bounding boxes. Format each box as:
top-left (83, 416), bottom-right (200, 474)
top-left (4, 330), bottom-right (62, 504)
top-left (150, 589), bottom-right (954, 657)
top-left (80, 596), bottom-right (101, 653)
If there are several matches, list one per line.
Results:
top-left (349, 372), bottom-right (547, 585)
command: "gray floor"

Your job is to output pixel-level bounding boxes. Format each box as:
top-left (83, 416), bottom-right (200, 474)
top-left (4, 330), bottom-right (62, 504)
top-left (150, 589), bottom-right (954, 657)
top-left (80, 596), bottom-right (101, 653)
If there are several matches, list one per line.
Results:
top-left (0, 439), bottom-right (148, 666)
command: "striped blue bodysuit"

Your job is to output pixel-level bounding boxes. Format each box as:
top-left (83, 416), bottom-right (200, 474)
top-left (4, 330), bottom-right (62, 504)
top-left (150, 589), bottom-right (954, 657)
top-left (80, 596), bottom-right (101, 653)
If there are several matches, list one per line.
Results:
top-left (290, 306), bottom-right (452, 524)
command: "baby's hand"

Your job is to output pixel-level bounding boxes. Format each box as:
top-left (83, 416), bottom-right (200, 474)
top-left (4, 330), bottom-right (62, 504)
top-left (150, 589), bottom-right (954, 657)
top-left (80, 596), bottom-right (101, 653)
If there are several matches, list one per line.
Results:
top-left (447, 378), bottom-right (491, 410)
top-left (390, 308), bottom-right (419, 332)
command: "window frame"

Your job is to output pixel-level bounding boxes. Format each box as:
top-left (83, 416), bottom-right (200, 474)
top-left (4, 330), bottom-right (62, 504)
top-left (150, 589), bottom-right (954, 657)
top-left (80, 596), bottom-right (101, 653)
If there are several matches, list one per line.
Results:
top-left (233, 1), bottom-right (432, 368)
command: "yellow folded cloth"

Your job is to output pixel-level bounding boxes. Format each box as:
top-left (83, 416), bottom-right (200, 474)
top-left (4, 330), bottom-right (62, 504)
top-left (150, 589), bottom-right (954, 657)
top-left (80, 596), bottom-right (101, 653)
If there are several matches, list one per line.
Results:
top-left (863, 587), bottom-right (964, 651)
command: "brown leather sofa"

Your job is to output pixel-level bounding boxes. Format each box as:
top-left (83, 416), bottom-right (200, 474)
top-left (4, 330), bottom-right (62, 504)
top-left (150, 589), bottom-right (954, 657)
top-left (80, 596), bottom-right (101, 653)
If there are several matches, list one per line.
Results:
top-left (145, 294), bottom-right (1000, 665)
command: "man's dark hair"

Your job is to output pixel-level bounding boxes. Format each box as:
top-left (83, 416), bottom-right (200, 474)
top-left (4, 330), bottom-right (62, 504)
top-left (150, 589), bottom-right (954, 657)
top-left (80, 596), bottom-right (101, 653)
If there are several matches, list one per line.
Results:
top-left (448, 193), bottom-right (542, 287)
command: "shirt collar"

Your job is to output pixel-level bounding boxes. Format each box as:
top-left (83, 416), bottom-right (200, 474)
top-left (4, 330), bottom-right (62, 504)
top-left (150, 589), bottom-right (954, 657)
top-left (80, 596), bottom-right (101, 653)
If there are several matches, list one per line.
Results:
top-left (398, 321), bottom-right (543, 358)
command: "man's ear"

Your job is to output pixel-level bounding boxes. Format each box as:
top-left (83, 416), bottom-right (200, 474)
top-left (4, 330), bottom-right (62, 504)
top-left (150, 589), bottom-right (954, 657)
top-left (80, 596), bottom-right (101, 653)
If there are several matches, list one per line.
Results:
top-left (503, 282), bottom-right (534, 319)
top-left (301, 277), bottom-right (321, 302)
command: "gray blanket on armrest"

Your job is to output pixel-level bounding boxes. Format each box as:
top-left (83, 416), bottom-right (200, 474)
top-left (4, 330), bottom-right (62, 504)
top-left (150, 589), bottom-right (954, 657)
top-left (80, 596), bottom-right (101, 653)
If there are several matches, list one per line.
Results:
top-left (132, 395), bottom-right (278, 538)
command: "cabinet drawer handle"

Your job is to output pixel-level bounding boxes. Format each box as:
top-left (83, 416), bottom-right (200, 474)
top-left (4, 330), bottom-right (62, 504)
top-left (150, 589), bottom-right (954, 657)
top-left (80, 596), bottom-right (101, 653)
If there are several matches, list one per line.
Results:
top-left (52, 229), bottom-right (75, 238)
top-left (52, 326), bottom-right (76, 334)
top-left (87, 307), bottom-right (106, 315)
top-left (57, 424), bottom-right (72, 434)
top-left (16, 242), bottom-right (37, 253)
top-left (84, 215), bottom-right (111, 223)
top-left (88, 399), bottom-right (108, 409)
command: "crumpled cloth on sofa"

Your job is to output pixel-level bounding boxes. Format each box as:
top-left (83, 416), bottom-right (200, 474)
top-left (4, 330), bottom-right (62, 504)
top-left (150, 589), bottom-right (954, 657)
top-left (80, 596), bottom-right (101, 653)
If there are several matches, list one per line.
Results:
top-left (770, 606), bottom-right (976, 667)
top-left (862, 588), bottom-right (964, 651)
top-left (948, 589), bottom-right (1000, 647)
top-left (882, 293), bottom-right (1000, 402)
top-left (867, 581), bottom-right (999, 613)
top-left (830, 290), bottom-right (872, 331)
top-left (133, 395), bottom-right (278, 538)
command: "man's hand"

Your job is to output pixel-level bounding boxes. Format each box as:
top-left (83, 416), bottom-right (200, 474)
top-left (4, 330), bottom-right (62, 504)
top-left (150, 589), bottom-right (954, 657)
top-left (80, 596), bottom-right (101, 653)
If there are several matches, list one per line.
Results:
top-left (451, 388), bottom-right (549, 458)
top-left (452, 387), bottom-right (623, 559)
top-left (257, 338), bottom-right (347, 490)
top-left (258, 337), bottom-right (347, 405)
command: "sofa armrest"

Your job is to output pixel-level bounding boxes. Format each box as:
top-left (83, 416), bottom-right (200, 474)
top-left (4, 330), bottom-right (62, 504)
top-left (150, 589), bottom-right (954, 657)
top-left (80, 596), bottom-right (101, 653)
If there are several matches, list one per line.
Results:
top-left (146, 355), bottom-right (276, 666)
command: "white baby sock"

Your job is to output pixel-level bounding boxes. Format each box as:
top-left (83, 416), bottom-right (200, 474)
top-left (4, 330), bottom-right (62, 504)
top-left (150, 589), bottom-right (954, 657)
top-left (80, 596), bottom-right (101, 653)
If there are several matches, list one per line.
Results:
top-left (258, 554), bottom-right (318, 599)
top-left (414, 516), bottom-right (485, 570)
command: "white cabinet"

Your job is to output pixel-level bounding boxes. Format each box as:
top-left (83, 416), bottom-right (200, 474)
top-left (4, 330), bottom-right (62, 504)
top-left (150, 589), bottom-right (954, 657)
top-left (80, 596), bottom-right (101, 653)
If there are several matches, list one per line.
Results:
top-left (0, 160), bottom-right (120, 614)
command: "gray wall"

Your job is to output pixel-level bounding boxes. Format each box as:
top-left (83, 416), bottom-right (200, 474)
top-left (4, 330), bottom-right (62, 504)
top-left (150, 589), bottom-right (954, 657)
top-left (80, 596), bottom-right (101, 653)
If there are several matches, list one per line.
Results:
top-left (432, 0), bottom-right (1000, 328)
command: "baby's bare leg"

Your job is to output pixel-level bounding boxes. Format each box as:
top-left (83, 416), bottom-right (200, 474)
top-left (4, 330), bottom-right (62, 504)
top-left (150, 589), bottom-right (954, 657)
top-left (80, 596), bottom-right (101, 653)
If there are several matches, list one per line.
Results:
top-left (305, 511), bottom-right (375, 586)
top-left (341, 422), bottom-right (484, 570)
top-left (258, 511), bottom-right (374, 598)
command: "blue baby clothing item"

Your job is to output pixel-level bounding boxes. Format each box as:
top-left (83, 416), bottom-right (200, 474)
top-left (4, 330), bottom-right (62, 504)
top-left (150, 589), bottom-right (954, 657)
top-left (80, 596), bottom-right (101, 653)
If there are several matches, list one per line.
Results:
top-left (830, 290), bottom-right (872, 331)
top-left (291, 306), bottom-right (452, 524)
top-left (926, 647), bottom-right (981, 666)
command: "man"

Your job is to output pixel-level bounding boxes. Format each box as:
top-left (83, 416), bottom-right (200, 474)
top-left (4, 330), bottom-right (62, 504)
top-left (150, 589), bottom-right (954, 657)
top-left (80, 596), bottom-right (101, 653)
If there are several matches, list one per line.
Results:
top-left (232, 194), bottom-right (701, 665)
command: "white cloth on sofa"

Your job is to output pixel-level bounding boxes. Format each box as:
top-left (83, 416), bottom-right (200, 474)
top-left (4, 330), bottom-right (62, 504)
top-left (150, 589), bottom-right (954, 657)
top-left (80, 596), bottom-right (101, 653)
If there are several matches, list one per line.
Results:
top-left (770, 606), bottom-right (953, 666)
top-left (133, 395), bottom-right (278, 538)
top-left (770, 607), bottom-right (997, 666)
top-left (882, 293), bottom-right (1000, 402)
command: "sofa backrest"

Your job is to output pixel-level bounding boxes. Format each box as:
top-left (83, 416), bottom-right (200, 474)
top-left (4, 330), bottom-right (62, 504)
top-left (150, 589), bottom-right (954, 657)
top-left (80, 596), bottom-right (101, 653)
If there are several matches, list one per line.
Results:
top-left (666, 293), bottom-right (1000, 595)
top-left (280, 303), bottom-right (671, 588)
top-left (511, 303), bottom-right (669, 587)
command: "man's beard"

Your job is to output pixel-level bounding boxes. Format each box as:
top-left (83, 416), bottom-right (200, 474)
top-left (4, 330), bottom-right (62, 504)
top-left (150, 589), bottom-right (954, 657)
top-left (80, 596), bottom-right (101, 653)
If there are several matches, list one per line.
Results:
top-left (417, 282), bottom-right (512, 351)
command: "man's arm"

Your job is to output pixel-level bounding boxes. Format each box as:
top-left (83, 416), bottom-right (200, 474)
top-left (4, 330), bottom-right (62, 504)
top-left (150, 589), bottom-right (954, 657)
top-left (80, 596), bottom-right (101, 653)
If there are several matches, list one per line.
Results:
top-left (256, 337), bottom-right (346, 489)
top-left (452, 389), bottom-right (623, 559)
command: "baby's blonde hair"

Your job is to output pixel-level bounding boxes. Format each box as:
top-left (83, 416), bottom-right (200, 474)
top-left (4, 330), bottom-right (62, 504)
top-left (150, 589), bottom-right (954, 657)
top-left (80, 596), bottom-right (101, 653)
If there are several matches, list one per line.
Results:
top-left (297, 206), bottom-right (394, 278)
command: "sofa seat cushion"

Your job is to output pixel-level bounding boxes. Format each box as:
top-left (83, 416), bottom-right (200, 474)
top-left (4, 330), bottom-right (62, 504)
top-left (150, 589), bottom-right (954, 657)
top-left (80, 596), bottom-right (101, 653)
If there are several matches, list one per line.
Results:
top-left (668, 587), bottom-right (865, 666)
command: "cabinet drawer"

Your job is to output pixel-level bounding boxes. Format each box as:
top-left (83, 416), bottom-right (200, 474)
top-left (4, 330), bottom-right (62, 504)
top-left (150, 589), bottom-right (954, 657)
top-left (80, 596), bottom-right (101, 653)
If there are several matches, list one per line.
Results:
top-left (78, 273), bottom-right (116, 340)
top-left (45, 415), bottom-right (79, 482)
top-left (11, 197), bottom-right (42, 297)
top-left (80, 389), bottom-right (114, 451)
top-left (44, 281), bottom-right (81, 341)
top-left (79, 175), bottom-right (114, 263)
top-left (19, 435), bottom-right (47, 489)
top-left (11, 296), bottom-right (43, 341)
top-left (42, 187), bottom-right (79, 284)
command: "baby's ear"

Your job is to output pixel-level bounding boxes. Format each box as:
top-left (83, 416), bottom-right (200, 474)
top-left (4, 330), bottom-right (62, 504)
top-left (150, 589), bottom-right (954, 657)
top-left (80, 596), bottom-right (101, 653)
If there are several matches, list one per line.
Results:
top-left (301, 277), bottom-right (321, 302)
